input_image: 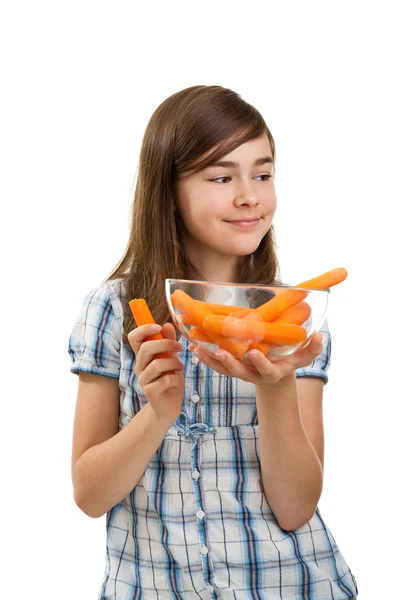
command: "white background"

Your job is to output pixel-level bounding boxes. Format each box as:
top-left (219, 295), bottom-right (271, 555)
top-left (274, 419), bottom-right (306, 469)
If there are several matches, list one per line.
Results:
top-left (1, 1), bottom-right (398, 598)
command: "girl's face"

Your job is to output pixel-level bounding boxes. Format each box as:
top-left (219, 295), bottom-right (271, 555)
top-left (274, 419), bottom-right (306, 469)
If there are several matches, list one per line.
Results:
top-left (174, 134), bottom-right (277, 279)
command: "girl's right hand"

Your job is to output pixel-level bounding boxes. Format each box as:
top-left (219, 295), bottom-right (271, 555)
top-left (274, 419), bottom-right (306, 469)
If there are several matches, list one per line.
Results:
top-left (127, 322), bottom-right (185, 422)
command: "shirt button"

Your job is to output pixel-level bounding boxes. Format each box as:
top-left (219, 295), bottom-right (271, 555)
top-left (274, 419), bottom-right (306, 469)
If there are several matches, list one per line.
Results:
top-left (206, 584), bottom-right (214, 593)
top-left (191, 470), bottom-right (200, 480)
top-left (200, 545), bottom-right (209, 555)
top-left (196, 509), bottom-right (205, 519)
top-left (191, 392), bottom-right (200, 403)
top-left (191, 355), bottom-right (199, 365)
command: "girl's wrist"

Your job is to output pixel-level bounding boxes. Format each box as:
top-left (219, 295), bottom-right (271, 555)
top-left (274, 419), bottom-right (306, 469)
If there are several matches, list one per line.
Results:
top-left (255, 371), bottom-right (296, 394)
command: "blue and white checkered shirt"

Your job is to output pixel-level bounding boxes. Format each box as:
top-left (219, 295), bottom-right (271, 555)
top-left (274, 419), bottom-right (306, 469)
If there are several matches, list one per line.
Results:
top-left (68, 278), bottom-right (358, 599)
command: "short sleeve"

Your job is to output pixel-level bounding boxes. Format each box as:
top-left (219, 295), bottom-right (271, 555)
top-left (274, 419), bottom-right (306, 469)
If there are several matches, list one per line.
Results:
top-left (68, 282), bottom-right (121, 379)
top-left (295, 318), bottom-right (331, 385)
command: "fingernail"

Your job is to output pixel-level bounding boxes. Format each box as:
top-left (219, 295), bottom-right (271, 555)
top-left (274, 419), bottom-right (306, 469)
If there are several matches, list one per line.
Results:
top-left (216, 352), bottom-right (226, 361)
top-left (150, 324), bottom-right (161, 332)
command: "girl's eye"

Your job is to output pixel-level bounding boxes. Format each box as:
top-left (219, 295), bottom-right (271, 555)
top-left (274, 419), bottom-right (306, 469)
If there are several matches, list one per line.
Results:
top-left (210, 174), bottom-right (272, 183)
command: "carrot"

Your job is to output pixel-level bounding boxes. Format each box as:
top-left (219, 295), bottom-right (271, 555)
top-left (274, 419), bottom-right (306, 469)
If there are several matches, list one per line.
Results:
top-left (246, 268), bottom-right (347, 325)
top-left (188, 328), bottom-right (214, 343)
top-left (194, 300), bottom-right (255, 318)
top-left (295, 267), bottom-right (348, 290)
top-left (171, 290), bottom-right (214, 327)
top-left (251, 289), bottom-right (308, 322)
top-left (274, 300), bottom-right (312, 325)
top-left (229, 307), bottom-right (262, 319)
top-left (202, 315), bottom-right (307, 346)
top-left (129, 299), bottom-right (174, 373)
top-left (215, 335), bottom-right (250, 359)
top-left (249, 301), bottom-right (312, 355)
top-left (188, 326), bottom-right (250, 360)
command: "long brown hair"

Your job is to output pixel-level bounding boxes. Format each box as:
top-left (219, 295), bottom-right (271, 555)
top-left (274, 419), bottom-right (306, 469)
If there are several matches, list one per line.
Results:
top-left (103, 85), bottom-right (282, 345)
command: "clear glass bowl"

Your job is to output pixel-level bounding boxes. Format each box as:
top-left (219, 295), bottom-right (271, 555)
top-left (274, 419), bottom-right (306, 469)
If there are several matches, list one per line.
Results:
top-left (165, 279), bottom-right (330, 361)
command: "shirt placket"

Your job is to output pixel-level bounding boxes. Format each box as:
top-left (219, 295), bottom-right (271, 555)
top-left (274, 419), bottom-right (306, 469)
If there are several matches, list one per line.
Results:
top-left (173, 352), bottom-right (218, 598)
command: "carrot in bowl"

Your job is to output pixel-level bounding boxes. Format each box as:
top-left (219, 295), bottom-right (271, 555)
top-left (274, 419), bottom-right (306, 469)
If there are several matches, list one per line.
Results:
top-left (188, 326), bottom-right (250, 359)
top-left (249, 301), bottom-right (312, 355)
top-left (171, 290), bottom-right (214, 327)
top-left (295, 267), bottom-right (348, 290)
top-left (195, 300), bottom-right (256, 318)
top-left (202, 315), bottom-right (307, 346)
top-left (251, 289), bottom-right (308, 323)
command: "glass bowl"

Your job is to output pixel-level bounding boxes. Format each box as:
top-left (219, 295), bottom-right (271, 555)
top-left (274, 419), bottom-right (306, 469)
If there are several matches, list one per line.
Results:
top-left (165, 279), bottom-right (329, 362)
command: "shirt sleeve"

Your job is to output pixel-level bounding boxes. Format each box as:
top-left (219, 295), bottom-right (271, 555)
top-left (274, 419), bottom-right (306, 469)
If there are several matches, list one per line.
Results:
top-left (68, 282), bottom-right (121, 379)
top-left (295, 318), bottom-right (331, 385)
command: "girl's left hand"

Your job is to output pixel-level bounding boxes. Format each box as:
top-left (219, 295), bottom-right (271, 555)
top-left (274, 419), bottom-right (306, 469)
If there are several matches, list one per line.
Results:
top-left (187, 332), bottom-right (324, 388)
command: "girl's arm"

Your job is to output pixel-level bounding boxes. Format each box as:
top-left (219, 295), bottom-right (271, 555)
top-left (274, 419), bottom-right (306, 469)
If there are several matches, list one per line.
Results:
top-left (72, 372), bottom-right (177, 519)
top-left (255, 372), bottom-right (324, 531)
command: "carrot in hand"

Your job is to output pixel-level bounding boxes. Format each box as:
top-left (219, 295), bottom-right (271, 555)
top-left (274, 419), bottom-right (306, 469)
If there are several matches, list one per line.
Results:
top-left (129, 299), bottom-right (175, 373)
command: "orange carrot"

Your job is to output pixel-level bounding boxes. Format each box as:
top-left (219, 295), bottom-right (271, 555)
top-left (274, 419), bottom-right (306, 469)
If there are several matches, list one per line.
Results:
top-left (129, 299), bottom-right (174, 373)
top-left (251, 288), bottom-right (308, 322)
top-left (274, 300), bottom-right (312, 325)
top-left (247, 268), bottom-right (347, 325)
top-left (188, 328), bottom-right (214, 343)
top-left (295, 267), bottom-right (348, 290)
top-left (188, 326), bottom-right (250, 360)
top-left (250, 301), bottom-right (312, 355)
top-left (194, 300), bottom-right (255, 318)
top-left (214, 335), bottom-right (250, 359)
top-left (228, 307), bottom-right (262, 319)
top-left (202, 315), bottom-right (307, 346)
top-left (171, 290), bottom-right (213, 327)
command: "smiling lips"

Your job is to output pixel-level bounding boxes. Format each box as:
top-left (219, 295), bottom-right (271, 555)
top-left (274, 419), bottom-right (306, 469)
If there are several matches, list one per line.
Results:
top-left (225, 218), bottom-right (261, 227)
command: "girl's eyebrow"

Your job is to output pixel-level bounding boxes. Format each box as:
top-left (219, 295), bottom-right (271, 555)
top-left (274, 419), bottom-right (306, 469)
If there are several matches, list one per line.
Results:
top-left (207, 156), bottom-right (274, 169)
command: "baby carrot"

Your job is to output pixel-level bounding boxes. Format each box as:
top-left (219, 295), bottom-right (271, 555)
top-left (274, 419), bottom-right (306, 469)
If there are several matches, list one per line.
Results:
top-left (202, 315), bottom-right (307, 346)
top-left (249, 301), bottom-right (312, 355)
top-left (194, 300), bottom-right (255, 318)
top-left (188, 326), bottom-right (250, 359)
top-left (248, 268), bottom-right (347, 324)
top-left (295, 267), bottom-right (348, 290)
top-left (252, 289), bottom-right (308, 322)
top-left (274, 300), bottom-right (312, 325)
top-left (229, 307), bottom-right (262, 319)
top-left (171, 290), bottom-right (214, 327)
top-left (188, 328), bottom-right (214, 343)
top-left (129, 299), bottom-right (173, 373)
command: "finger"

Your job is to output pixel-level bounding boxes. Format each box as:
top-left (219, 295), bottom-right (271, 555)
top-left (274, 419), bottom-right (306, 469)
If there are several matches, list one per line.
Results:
top-left (242, 350), bottom-right (282, 382)
top-left (209, 348), bottom-right (259, 379)
top-left (192, 348), bottom-right (232, 376)
top-left (135, 338), bottom-right (183, 373)
top-left (161, 322), bottom-right (178, 341)
top-left (139, 358), bottom-right (184, 387)
top-left (144, 372), bottom-right (184, 397)
top-left (128, 324), bottom-right (163, 354)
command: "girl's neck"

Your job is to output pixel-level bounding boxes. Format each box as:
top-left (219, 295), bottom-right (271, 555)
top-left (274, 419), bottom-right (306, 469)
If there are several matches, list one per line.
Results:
top-left (190, 260), bottom-right (240, 284)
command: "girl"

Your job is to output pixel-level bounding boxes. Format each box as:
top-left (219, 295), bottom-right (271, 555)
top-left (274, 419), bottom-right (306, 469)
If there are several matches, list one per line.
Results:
top-left (68, 85), bottom-right (358, 599)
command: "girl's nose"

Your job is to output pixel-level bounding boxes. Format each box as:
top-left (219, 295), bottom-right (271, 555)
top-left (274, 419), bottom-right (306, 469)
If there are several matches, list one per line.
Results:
top-left (233, 181), bottom-right (259, 207)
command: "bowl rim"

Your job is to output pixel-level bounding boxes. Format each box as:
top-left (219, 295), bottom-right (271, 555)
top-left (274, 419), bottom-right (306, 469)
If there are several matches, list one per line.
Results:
top-left (165, 278), bottom-right (330, 294)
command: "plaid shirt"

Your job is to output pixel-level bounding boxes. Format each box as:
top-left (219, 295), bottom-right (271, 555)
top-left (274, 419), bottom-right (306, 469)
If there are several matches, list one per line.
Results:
top-left (68, 279), bottom-right (358, 599)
